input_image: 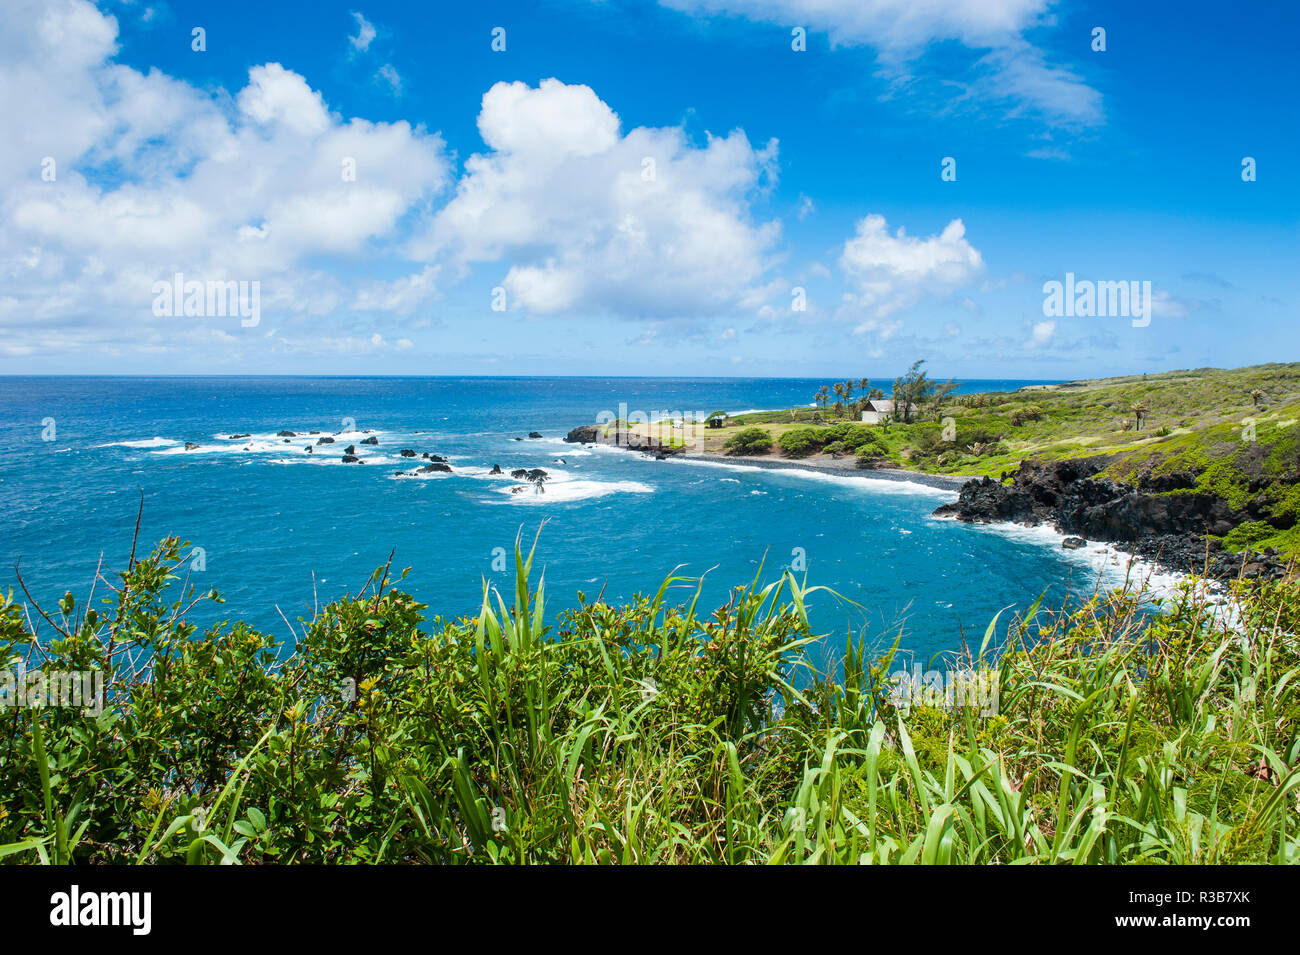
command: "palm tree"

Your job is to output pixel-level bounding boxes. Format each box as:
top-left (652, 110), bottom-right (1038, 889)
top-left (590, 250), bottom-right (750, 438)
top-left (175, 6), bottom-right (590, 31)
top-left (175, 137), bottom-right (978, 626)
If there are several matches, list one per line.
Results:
top-left (1251, 389), bottom-right (1264, 407)
top-left (814, 386), bottom-right (830, 415)
top-left (831, 382), bottom-right (845, 419)
top-left (1130, 401), bottom-right (1148, 431)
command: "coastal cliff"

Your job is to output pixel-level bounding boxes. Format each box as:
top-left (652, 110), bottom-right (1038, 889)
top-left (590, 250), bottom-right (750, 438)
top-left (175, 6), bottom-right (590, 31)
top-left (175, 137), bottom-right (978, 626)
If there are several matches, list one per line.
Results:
top-left (934, 458), bottom-right (1291, 580)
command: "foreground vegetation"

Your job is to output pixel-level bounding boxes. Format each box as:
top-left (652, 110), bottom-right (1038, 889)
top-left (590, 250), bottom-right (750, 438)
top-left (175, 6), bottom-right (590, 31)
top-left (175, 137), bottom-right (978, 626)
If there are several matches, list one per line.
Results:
top-left (2, 535), bottom-right (1297, 864)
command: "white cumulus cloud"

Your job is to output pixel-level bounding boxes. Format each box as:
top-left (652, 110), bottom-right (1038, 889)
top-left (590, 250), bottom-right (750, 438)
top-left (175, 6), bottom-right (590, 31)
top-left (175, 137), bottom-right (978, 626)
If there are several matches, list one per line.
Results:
top-left (412, 78), bottom-right (782, 317)
top-left (839, 215), bottom-right (984, 316)
top-left (0, 0), bottom-right (451, 362)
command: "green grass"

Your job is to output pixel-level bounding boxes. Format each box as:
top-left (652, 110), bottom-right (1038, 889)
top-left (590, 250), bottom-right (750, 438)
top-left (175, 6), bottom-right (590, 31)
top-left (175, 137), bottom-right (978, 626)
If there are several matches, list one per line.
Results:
top-left (712, 363), bottom-right (1300, 552)
top-left (2, 534), bottom-right (1297, 864)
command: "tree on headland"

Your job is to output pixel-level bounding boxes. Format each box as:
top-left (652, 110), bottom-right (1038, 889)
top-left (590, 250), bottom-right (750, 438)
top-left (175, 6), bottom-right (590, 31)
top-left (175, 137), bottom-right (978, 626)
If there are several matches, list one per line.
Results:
top-left (891, 360), bottom-right (958, 424)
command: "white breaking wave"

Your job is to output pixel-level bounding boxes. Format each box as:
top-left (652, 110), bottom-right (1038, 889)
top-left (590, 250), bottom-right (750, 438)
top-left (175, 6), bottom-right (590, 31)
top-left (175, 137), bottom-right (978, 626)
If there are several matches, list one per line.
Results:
top-left (658, 455), bottom-right (957, 499)
top-left (484, 464), bottom-right (652, 504)
top-left (271, 453), bottom-right (397, 467)
top-left (97, 437), bottom-right (181, 449)
top-left (932, 513), bottom-right (1187, 598)
top-left (492, 478), bottom-right (654, 505)
top-left (146, 428), bottom-right (394, 461)
top-left (389, 467), bottom-right (453, 480)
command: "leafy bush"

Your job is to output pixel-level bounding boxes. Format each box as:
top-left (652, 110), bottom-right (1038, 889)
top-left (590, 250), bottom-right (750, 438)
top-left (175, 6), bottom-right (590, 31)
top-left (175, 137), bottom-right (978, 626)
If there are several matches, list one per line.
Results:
top-left (824, 423), bottom-right (887, 453)
top-left (724, 427), bottom-right (772, 456)
top-left (1009, 405), bottom-right (1045, 426)
top-left (855, 443), bottom-right (887, 466)
top-left (779, 427), bottom-right (825, 458)
top-left (1224, 520), bottom-right (1276, 552)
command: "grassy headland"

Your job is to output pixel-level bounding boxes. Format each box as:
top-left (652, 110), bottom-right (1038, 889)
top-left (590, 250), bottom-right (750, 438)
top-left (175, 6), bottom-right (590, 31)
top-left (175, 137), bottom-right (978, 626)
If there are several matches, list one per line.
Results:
top-left (612, 362), bottom-right (1300, 556)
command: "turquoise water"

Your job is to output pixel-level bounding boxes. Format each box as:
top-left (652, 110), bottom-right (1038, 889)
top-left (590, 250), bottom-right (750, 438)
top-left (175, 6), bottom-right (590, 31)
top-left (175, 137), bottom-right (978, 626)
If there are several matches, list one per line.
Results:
top-left (1, 376), bottom-right (1113, 665)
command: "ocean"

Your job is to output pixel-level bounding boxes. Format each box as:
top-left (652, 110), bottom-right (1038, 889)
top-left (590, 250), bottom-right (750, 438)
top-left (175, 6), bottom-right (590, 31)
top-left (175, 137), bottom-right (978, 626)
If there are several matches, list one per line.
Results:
top-left (1, 376), bottom-right (1134, 667)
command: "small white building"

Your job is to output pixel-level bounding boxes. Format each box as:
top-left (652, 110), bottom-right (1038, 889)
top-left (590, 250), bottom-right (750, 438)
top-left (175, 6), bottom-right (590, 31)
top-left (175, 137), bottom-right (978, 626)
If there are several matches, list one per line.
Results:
top-left (860, 399), bottom-right (912, 424)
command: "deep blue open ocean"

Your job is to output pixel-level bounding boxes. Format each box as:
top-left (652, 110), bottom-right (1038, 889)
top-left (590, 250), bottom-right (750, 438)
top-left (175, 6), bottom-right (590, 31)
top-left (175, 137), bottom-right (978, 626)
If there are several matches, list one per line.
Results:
top-left (1, 376), bottom-right (1128, 667)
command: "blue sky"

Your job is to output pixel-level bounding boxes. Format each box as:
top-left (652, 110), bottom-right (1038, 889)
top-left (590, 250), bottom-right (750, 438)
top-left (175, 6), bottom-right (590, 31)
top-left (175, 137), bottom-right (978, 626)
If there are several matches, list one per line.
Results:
top-left (2, 0), bottom-right (1295, 378)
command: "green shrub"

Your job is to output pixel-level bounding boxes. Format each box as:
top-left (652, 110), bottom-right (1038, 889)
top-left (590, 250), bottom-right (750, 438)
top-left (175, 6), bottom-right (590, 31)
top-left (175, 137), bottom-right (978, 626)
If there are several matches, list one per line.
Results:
top-left (724, 427), bottom-right (772, 456)
top-left (1009, 405), bottom-right (1045, 426)
top-left (824, 423), bottom-right (887, 452)
top-left (778, 427), bottom-right (825, 458)
top-left (1224, 520), bottom-right (1276, 552)
top-left (855, 443), bottom-right (886, 466)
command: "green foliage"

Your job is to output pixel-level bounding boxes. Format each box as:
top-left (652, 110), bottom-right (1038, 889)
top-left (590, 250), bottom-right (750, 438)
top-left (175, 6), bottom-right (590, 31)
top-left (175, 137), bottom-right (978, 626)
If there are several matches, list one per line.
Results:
top-left (1223, 521), bottom-right (1276, 552)
top-left (856, 444), bottom-right (886, 465)
top-left (724, 427), bottom-right (773, 456)
top-left (766, 423), bottom-right (889, 459)
top-left (779, 427), bottom-right (825, 458)
top-left (1009, 405), bottom-right (1044, 426)
top-left (891, 360), bottom-right (957, 423)
top-left (2, 536), bottom-right (1298, 865)
top-left (824, 423), bottom-right (887, 452)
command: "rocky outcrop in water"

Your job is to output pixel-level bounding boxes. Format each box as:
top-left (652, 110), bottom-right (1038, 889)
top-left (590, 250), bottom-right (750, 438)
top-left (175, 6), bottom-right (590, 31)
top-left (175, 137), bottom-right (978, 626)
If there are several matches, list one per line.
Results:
top-left (396, 462), bottom-right (452, 476)
top-left (563, 424), bottom-right (684, 456)
top-left (934, 458), bottom-right (1290, 580)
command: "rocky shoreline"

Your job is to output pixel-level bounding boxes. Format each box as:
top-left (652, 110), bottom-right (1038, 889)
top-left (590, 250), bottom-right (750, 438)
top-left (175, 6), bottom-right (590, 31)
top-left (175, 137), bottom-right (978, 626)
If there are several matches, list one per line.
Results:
top-left (675, 453), bottom-right (973, 490)
top-left (934, 458), bottom-right (1292, 582)
top-left (562, 424), bottom-right (973, 490)
top-left (564, 423), bottom-right (1292, 582)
